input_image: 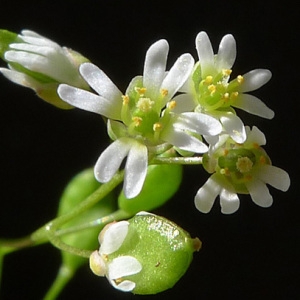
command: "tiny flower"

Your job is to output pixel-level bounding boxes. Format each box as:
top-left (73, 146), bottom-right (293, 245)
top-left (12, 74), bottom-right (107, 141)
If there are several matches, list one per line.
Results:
top-left (90, 221), bottom-right (142, 292)
top-left (58, 39), bottom-right (222, 198)
top-left (0, 29), bottom-right (90, 108)
top-left (89, 212), bottom-right (200, 294)
top-left (175, 31), bottom-right (274, 143)
top-left (194, 126), bottom-right (290, 214)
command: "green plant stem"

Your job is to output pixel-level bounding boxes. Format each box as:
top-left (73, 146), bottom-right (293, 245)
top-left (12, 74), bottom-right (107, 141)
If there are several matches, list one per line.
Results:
top-left (43, 264), bottom-right (75, 300)
top-left (152, 156), bottom-right (203, 165)
top-left (0, 171), bottom-right (125, 255)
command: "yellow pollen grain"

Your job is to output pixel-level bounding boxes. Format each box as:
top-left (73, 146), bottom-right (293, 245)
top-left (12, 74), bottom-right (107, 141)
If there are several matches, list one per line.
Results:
top-left (259, 155), bottom-right (266, 164)
top-left (161, 89), bottom-right (168, 96)
top-left (208, 84), bottom-right (216, 94)
top-left (237, 75), bottom-right (244, 84)
top-left (122, 95), bottom-right (129, 105)
top-left (153, 122), bottom-right (162, 131)
top-left (236, 156), bottom-right (253, 173)
top-left (204, 75), bottom-right (213, 84)
top-left (114, 278), bottom-right (123, 284)
top-left (252, 142), bottom-right (260, 149)
top-left (135, 87), bottom-right (147, 96)
top-left (230, 91), bottom-right (239, 100)
top-left (222, 69), bottom-right (232, 76)
top-left (132, 116), bottom-right (143, 127)
top-left (167, 100), bottom-right (176, 109)
top-left (222, 93), bottom-right (230, 101)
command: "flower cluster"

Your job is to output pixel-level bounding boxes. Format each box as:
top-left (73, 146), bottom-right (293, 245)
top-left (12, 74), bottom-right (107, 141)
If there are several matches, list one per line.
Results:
top-left (0, 29), bottom-right (290, 213)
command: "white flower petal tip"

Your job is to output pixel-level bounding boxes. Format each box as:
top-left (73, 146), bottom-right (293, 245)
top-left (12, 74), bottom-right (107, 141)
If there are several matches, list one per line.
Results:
top-left (89, 250), bottom-right (106, 276)
top-left (123, 143), bottom-right (148, 199)
top-left (194, 176), bottom-right (222, 213)
top-left (239, 69), bottom-right (272, 93)
top-left (99, 221), bottom-right (129, 255)
top-left (220, 189), bottom-right (240, 214)
top-left (216, 34), bottom-right (236, 70)
top-left (256, 165), bottom-right (291, 192)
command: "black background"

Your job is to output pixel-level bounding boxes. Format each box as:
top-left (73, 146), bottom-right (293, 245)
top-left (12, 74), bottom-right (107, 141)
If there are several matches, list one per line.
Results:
top-left (0, 1), bottom-right (299, 299)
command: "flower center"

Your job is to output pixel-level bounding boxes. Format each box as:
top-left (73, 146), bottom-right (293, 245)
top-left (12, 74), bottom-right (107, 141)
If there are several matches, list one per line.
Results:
top-left (195, 68), bottom-right (242, 111)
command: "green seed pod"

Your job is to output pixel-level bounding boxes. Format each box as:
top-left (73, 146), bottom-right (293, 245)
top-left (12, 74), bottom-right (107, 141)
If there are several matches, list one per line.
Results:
top-left (118, 164), bottom-right (182, 214)
top-left (90, 212), bottom-right (201, 294)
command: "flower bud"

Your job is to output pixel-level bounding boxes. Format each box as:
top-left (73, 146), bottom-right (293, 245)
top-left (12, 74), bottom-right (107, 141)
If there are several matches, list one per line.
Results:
top-left (90, 212), bottom-right (201, 294)
top-left (0, 29), bottom-right (90, 109)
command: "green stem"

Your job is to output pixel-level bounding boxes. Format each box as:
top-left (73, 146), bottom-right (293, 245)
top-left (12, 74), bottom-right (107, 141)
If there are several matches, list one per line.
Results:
top-left (152, 156), bottom-right (203, 165)
top-left (43, 264), bottom-right (75, 300)
top-left (32, 170), bottom-right (124, 244)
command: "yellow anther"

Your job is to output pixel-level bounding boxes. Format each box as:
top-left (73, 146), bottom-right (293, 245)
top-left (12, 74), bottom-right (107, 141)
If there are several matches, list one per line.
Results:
top-left (259, 155), bottom-right (266, 164)
top-left (167, 100), bottom-right (176, 110)
top-left (222, 69), bottom-right (232, 76)
top-left (220, 168), bottom-right (230, 175)
top-left (135, 87), bottom-right (147, 96)
top-left (161, 89), bottom-right (168, 96)
top-left (204, 75), bottom-right (213, 84)
top-left (122, 95), bottom-right (130, 105)
top-left (208, 84), bottom-right (216, 95)
top-left (236, 157), bottom-right (253, 173)
top-left (252, 142), bottom-right (260, 149)
top-left (237, 75), bottom-right (244, 84)
top-left (132, 116), bottom-right (143, 127)
top-left (230, 91), bottom-right (239, 100)
top-left (153, 122), bottom-right (162, 132)
top-left (114, 278), bottom-right (123, 284)
top-left (222, 93), bottom-right (230, 101)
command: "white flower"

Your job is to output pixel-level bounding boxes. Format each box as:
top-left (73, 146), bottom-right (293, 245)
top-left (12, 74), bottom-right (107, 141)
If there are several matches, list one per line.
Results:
top-left (194, 126), bottom-right (290, 214)
top-left (175, 31), bottom-right (274, 143)
top-left (0, 29), bottom-right (89, 108)
top-left (58, 39), bottom-right (222, 198)
top-left (89, 221), bottom-right (142, 292)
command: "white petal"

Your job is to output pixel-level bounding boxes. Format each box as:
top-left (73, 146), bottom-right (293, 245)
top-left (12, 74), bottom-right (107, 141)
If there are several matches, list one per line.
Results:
top-left (233, 94), bottom-right (274, 119)
top-left (124, 143), bottom-right (148, 198)
top-left (171, 93), bottom-right (196, 113)
top-left (143, 39), bottom-right (169, 96)
top-left (94, 138), bottom-right (132, 182)
top-left (57, 84), bottom-right (121, 120)
top-left (162, 127), bottom-right (208, 153)
top-left (174, 112), bottom-right (222, 136)
top-left (246, 126), bottom-right (266, 146)
top-left (245, 178), bottom-right (273, 207)
top-left (254, 165), bottom-right (290, 192)
top-left (238, 69), bottom-right (272, 92)
top-left (79, 63), bottom-right (123, 101)
top-left (195, 31), bottom-right (214, 75)
top-left (215, 34), bottom-right (236, 71)
top-left (160, 53), bottom-right (194, 104)
top-left (108, 256), bottom-right (142, 279)
top-left (220, 113), bottom-right (246, 143)
top-left (194, 174), bottom-right (222, 213)
top-left (220, 189), bottom-right (240, 214)
top-left (0, 68), bottom-right (39, 88)
top-left (19, 32), bottom-right (58, 47)
top-left (109, 279), bottom-right (136, 292)
top-left (8, 43), bottom-right (57, 57)
top-left (100, 221), bottom-right (129, 254)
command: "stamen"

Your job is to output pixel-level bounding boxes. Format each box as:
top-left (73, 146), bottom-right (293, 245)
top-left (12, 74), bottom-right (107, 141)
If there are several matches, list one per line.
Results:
top-left (135, 87), bottom-right (147, 96)
top-left (122, 95), bottom-right (130, 105)
top-left (204, 75), bottom-right (213, 84)
top-left (208, 84), bottom-right (216, 95)
top-left (222, 69), bottom-right (232, 76)
top-left (237, 75), bottom-right (244, 84)
top-left (167, 100), bottom-right (176, 110)
top-left (132, 116), bottom-right (143, 127)
top-left (161, 89), bottom-right (168, 96)
top-left (153, 122), bottom-right (162, 132)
